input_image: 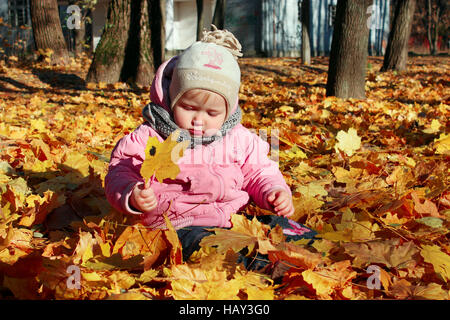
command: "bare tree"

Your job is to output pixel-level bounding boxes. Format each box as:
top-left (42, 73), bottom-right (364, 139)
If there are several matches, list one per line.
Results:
top-left (196, 0), bottom-right (204, 41)
top-left (326, 0), bottom-right (373, 99)
top-left (381, 0), bottom-right (416, 72)
top-left (212, 0), bottom-right (226, 30)
top-left (68, 0), bottom-right (96, 57)
top-left (86, 0), bottom-right (165, 87)
top-left (424, 0), bottom-right (446, 54)
top-left (300, 0), bottom-right (311, 65)
top-left (30, 0), bottom-right (70, 65)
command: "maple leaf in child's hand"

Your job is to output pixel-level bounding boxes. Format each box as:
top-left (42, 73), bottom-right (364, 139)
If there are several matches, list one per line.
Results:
top-left (140, 130), bottom-right (189, 184)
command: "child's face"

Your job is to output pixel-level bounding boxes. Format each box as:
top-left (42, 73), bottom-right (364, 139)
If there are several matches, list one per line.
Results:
top-left (173, 89), bottom-right (227, 137)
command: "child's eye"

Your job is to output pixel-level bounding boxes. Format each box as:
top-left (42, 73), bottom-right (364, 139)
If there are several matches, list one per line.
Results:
top-left (208, 112), bottom-right (219, 116)
top-left (182, 105), bottom-right (194, 110)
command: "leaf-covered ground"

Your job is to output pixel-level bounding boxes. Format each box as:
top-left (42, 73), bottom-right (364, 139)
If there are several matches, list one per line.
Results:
top-left (0, 54), bottom-right (449, 300)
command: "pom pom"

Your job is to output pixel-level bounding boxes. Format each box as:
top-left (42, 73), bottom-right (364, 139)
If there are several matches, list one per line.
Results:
top-left (200, 24), bottom-right (243, 60)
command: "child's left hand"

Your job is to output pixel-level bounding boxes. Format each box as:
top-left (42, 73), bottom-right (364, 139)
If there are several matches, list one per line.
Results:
top-left (267, 189), bottom-right (294, 217)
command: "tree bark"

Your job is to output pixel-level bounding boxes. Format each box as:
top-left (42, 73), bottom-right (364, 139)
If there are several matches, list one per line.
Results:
top-left (381, 0), bottom-right (416, 72)
top-left (74, 15), bottom-right (86, 57)
top-left (426, 0), bottom-right (435, 54)
top-left (86, 0), bottom-right (131, 83)
top-left (30, 0), bottom-right (70, 65)
top-left (151, 0), bottom-right (165, 69)
top-left (196, 0), bottom-right (204, 41)
top-left (300, 0), bottom-right (311, 65)
top-left (86, 0), bottom-right (163, 86)
top-left (326, 0), bottom-right (373, 99)
top-left (212, 0), bottom-right (226, 30)
top-left (433, 5), bottom-right (440, 53)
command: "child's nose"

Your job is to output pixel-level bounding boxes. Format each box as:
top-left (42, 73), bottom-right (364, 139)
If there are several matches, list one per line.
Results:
top-left (192, 118), bottom-right (203, 128)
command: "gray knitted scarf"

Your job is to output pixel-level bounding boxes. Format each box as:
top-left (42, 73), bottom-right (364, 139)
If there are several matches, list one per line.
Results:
top-left (142, 102), bottom-right (242, 148)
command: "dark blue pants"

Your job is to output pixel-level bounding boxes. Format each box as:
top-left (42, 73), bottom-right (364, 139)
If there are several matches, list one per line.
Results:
top-left (176, 214), bottom-right (317, 270)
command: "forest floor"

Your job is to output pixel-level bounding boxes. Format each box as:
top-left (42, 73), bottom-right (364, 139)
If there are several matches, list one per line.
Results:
top-left (0, 54), bottom-right (449, 300)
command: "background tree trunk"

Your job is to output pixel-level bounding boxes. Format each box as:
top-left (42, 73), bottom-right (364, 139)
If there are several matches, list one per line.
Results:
top-left (426, 0), bottom-right (444, 55)
top-left (86, 0), bottom-right (163, 86)
top-left (426, 0), bottom-right (435, 54)
top-left (151, 0), bottom-right (165, 69)
top-left (134, 0), bottom-right (165, 86)
top-left (326, 0), bottom-right (373, 99)
top-left (30, 0), bottom-right (70, 65)
top-left (300, 0), bottom-right (311, 65)
top-left (196, 0), bottom-right (204, 41)
top-left (381, 0), bottom-right (416, 72)
top-left (74, 15), bottom-right (86, 57)
top-left (86, 0), bottom-right (131, 83)
top-left (212, 0), bottom-right (226, 29)
top-left (123, 0), bottom-right (151, 85)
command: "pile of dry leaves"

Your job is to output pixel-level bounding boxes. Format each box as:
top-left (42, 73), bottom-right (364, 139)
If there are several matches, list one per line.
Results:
top-left (0, 54), bottom-right (448, 300)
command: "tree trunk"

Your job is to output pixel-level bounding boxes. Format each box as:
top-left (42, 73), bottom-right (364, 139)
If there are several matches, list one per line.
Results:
top-left (30, 0), bottom-right (70, 65)
top-left (86, 0), bottom-right (162, 86)
top-left (426, 0), bottom-right (436, 55)
top-left (74, 15), bottom-right (86, 57)
top-left (135, 0), bottom-right (165, 86)
top-left (432, 4), bottom-right (440, 54)
top-left (300, 0), bottom-right (311, 65)
top-left (151, 0), bottom-right (165, 69)
top-left (212, 0), bottom-right (226, 30)
top-left (326, 0), bottom-right (372, 99)
top-left (381, 0), bottom-right (416, 72)
top-left (196, 0), bottom-right (204, 41)
top-left (126, 0), bottom-right (152, 86)
top-left (86, 0), bottom-right (131, 83)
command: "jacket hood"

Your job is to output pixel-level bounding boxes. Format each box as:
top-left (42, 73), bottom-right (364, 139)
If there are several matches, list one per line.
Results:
top-left (150, 56), bottom-right (179, 112)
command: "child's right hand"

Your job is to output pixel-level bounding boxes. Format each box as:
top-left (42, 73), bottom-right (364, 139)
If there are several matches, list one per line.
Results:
top-left (130, 183), bottom-right (157, 212)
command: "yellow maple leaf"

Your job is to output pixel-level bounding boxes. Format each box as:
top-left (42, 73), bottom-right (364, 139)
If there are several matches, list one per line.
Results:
top-left (334, 128), bottom-right (361, 157)
top-left (63, 151), bottom-right (91, 176)
top-left (170, 264), bottom-right (238, 299)
top-left (200, 214), bottom-right (270, 254)
top-left (279, 144), bottom-right (307, 161)
top-left (422, 119), bottom-right (442, 134)
top-left (296, 181), bottom-right (328, 198)
top-left (140, 130), bottom-right (189, 184)
top-left (433, 133), bottom-right (450, 155)
top-left (73, 231), bottom-right (95, 265)
top-left (301, 260), bottom-right (356, 299)
top-left (232, 270), bottom-right (274, 299)
top-left (30, 118), bottom-right (47, 132)
top-left (200, 228), bottom-right (258, 254)
top-left (420, 245), bottom-right (450, 282)
top-left (413, 283), bottom-right (450, 300)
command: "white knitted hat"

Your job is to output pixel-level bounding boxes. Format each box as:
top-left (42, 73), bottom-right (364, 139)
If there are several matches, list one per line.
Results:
top-left (169, 26), bottom-right (243, 118)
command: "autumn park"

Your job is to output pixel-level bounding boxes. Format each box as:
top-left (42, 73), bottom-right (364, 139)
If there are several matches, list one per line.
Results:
top-left (0, 0), bottom-right (449, 303)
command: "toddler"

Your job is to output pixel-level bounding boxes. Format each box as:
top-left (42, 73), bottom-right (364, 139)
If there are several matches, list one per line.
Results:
top-left (105, 26), bottom-right (316, 270)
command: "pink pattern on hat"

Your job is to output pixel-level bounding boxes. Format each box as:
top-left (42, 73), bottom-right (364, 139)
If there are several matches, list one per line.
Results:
top-left (201, 47), bottom-right (223, 70)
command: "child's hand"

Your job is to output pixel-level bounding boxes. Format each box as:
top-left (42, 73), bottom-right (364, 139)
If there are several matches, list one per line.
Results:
top-left (267, 189), bottom-right (294, 217)
top-left (130, 183), bottom-right (157, 212)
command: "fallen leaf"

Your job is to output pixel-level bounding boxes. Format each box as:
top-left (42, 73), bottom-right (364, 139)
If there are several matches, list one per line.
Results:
top-left (420, 245), bottom-right (450, 282)
top-left (334, 128), bottom-right (361, 156)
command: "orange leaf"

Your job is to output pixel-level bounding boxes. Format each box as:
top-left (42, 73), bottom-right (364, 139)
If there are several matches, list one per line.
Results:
top-left (268, 242), bottom-right (323, 269)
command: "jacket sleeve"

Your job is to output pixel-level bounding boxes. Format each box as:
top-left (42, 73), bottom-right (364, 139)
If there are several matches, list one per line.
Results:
top-left (104, 123), bottom-right (161, 215)
top-left (239, 129), bottom-right (292, 210)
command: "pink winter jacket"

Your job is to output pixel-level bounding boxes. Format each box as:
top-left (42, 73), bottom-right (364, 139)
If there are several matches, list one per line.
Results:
top-left (104, 57), bottom-right (291, 229)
